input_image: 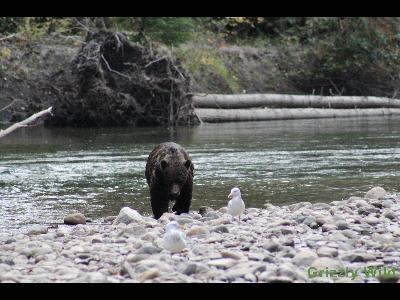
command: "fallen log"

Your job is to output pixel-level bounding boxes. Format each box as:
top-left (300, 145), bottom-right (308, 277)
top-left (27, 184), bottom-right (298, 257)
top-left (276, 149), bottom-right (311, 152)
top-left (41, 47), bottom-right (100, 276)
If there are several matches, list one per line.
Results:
top-left (195, 107), bottom-right (400, 123)
top-left (0, 107), bottom-right (52, 139)
top-left (192, 94), bottom-right (400, 109)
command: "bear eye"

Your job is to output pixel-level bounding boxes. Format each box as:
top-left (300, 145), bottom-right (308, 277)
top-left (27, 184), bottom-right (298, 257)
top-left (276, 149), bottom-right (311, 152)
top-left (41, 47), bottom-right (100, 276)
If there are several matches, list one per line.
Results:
top-left (161, 160), bottom-right (169, 169)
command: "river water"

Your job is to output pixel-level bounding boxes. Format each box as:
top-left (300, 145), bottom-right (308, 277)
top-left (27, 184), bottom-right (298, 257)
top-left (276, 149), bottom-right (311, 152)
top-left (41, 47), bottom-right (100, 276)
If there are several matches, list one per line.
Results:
top-left (1, 116), bottom-right (400, 237)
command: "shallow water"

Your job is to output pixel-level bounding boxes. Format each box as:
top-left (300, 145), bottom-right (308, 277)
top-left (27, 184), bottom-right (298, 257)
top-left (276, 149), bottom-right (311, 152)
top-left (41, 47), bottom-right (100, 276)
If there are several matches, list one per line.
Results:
top-left (1, 116), bottom-right (400, 237)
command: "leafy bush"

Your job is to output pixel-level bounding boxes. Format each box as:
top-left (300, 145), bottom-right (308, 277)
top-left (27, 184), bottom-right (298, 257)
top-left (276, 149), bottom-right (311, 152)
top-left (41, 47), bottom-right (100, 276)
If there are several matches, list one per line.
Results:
top-left (279, 18), bottom-right (400, 96)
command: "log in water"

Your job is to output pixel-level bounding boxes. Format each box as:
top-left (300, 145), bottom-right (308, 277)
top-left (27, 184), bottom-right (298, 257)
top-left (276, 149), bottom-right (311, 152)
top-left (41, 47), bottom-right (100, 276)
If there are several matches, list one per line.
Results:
top-left (192, 94), bottom-right (400, 109)
top-left (195, 107), bottom-right (400, 123)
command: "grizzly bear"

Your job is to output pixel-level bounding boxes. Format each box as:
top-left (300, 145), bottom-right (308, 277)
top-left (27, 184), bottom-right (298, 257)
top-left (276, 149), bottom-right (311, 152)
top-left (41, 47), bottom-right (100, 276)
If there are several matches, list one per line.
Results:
top-left (145, 142), bottom-right (194, 219)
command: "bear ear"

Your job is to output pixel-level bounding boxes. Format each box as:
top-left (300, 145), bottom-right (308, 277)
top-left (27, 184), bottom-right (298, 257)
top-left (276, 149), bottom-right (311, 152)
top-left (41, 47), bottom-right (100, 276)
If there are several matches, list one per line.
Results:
top-left (184, 159), bottom-right (192, 169)
top-left (161, 159), bottom-right (169, 169)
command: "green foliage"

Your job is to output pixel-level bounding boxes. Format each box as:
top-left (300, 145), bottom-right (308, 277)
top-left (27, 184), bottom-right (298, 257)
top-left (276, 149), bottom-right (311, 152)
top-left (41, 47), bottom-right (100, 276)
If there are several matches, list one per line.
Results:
top-left (139, 17), bottom-right (195, 45)
top-left (111, 17), bottom-right (196, 46)
top-left (0, 17), bottom-right (23, 34)
top-left (175, 45), bottom-right (240, 93)
top-left (286, 18), bottom-right (400, 95)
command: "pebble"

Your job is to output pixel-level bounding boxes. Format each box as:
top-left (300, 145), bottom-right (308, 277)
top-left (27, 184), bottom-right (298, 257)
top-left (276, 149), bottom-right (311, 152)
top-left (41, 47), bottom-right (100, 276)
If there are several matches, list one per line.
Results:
top-left (262, 239), bottom-right (282, 252)
top-left (186, 226), bottom-right (209, 237)
top-left (365, 216), bottom-right (380, 225)
top-left (316, 246), bottom-right (338, 258)
top-left (292, 249), bottom-right (318, 267)
top-left (138, 268), bottom-right (161, 282)
top-left (335, 220), bottom-right (349, 230)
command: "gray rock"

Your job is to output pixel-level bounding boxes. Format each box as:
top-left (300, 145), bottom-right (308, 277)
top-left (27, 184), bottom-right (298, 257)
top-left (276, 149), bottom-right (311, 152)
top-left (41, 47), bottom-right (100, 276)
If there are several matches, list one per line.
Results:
top-left (321, 224), bottom-right (337, 232)
top-left (340, 251), bottom-right (376, 262)
top-left (335, 220), bottom-right (349, 230)
top-left (182, 263), bottom-right (209, 276)
top-left (218, 207), bottom-right (228, 214)
top-left (118, 224), bottom-right (146, 237)
top-left (27, 225), bottom-right (48, 235)
top-left (186, 226), bottom-right (209, 237)
top-left (104, 216), bottom-right (117, 223)
top-left (365, 186), bottom-right (387, 200)
top-left (137, 245), bottom-right (162, 255)
top-left (365, 216), bottom-right (380, 225)
top-left (382, 200), bottom-right (393, 208)
top-left (311, 257), bottom-right (343, 270)
top-left (342, 230), bottom-right (358, 239)
top-left (113, 207), bottom-right (145, 225)
top-left (220, 251), bottom-right (244, 260)
top-left (64, 213), bottom-right (86, 225)
top-left (281, 237), bottom-right (295, 247)
top-left (211, 225), bottom-right (229, 233)
top-left (383, 210), bottom-right (397, 220)
top-left (135, 260), bottom-right (174, 273)
top-left (176, 217), bottom-right (194, 225)
top-left (207, 258), bottom-right (239, 270)
top-left (292, 249), bottom-right (318, 267)
top-left (316, 246), bottom-right (338, 258)
top-left (198, 206), bottom-right (213, 216)
top-left (204, 211), bottom-right (220, 220)
top-left (138, 268), bottom-right (161, 282)
top-left (262, 240), bottom-right (282, 252)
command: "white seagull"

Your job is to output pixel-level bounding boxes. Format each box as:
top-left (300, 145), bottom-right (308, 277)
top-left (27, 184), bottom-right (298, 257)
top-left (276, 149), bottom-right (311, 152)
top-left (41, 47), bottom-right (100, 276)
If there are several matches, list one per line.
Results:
top-left (227, 187), bottom-right (245, 222)
top-left (163, 221), bottom-right (187, 254)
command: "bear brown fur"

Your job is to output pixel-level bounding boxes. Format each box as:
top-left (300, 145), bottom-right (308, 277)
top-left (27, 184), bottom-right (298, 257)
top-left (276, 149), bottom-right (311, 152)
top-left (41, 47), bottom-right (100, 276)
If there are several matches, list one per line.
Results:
top-left (145, 142), bottom-right (194, 219)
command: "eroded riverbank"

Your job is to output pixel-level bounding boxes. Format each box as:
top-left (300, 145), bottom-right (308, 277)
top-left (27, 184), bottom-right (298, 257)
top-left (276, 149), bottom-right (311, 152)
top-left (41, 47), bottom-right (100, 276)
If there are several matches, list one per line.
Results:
top-left (1, 187), bottom-right (399, 283)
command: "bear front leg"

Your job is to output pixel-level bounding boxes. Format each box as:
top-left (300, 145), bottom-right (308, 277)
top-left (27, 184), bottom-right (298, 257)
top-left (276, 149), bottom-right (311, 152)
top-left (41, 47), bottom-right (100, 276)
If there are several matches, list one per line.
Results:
top-left (173, 184), bottom-right (192, 215)
top-left (150, 188), bottom-right (169, 219)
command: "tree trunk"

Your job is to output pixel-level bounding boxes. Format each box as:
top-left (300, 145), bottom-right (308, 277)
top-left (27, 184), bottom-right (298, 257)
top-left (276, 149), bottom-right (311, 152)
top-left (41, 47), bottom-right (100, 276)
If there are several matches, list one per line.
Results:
top-left (192, 94), bottom-right (400, 109)
top-left (194, 107), bottom-right (400, 123)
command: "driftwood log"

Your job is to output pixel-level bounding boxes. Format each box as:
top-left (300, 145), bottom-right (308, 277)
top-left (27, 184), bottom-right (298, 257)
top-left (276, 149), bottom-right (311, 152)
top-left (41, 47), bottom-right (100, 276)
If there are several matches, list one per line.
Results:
top-left (0, 107), bottom-right (52, 139)
top-left (195, 107), bottom-right (400, 123)
top-left (192, 94), bottom-right (400, 109)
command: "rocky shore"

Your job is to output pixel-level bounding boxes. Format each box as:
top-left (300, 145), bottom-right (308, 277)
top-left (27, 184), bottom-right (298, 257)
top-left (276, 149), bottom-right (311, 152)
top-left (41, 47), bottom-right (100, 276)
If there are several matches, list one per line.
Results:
top-left (1, 187), bottom-right (399, 283)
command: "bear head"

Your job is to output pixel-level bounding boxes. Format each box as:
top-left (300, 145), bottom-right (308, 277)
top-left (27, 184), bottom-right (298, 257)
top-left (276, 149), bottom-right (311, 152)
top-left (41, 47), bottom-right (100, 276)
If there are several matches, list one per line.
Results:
top-left (157, 157), bottom-right (192, 199)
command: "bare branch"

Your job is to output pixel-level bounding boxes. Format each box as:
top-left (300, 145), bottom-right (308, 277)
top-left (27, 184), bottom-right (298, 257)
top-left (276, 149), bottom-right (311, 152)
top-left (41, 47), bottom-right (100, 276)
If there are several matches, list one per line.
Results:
top-left (0, 33), bottom-right (17, 42)
top-left (101, 54), bottom-right (132, 80)
top-left (145, 56), bottom-right (168, 68)
top-left (0, 107), bottom-right (53, 139)
top-left (73, 18), bottom-right (94, 34)
top-left (0, 99), bottom-right (17, 112)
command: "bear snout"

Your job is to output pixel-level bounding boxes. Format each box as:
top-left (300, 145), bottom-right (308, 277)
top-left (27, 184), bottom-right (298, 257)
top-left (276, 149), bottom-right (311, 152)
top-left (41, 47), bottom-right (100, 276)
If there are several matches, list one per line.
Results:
top-left (170, 184), bottom-right (181, 199)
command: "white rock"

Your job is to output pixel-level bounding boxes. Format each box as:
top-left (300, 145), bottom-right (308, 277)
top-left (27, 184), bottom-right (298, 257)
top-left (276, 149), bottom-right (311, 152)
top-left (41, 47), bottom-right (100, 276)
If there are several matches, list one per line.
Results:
top-left (207, 258), bottom-right (239, 269)
top-left (113, 207), bottom-right (146, 225)
top-left (365, 187), bottom-right (387, 200)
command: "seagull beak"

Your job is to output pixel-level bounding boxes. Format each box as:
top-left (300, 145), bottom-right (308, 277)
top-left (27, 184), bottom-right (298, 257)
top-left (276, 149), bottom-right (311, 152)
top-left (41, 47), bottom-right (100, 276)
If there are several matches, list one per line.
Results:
top-left (228, 192), bottom-right (233, 199)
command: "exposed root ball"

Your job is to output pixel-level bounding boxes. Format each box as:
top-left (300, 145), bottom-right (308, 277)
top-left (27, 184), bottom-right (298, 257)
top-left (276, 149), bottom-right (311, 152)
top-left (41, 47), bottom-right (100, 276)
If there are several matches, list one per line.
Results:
top-left (46, 31), bottom-right (197, 127)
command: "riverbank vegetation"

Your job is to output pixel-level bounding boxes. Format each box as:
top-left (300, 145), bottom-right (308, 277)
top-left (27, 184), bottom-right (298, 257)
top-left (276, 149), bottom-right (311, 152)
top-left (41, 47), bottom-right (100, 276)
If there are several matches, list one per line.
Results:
top-left (1, 17), bottom-right (400, 126)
